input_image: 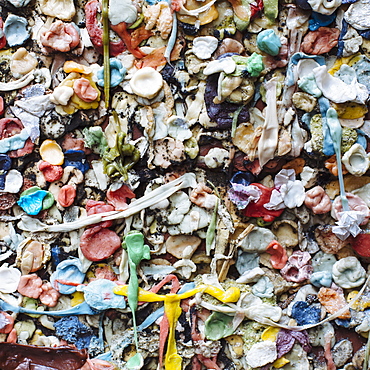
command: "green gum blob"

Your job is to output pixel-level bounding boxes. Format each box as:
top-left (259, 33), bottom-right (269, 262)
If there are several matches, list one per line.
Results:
top-left (82, 126), bottom-right (108, 155)
top-left (21, 186), bottom-right (54, 210)
top-left (256, 217), bottom-right (273, 227)
top-left (204, 311), bottom-right (234, 340)
top-left (257, 29), bottom-right (281, 56)
top-left (231, 53), bottom-right (264, 78)
top-left (102, 131), bottom-right (140, 180)
top-left (263, 0), bottom-right (278, 22)
top-left (246, 53), bottom-right (264, 77)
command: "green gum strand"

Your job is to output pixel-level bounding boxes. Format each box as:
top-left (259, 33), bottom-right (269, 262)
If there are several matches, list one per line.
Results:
top-left (123, 231), bottom-right (151, 354)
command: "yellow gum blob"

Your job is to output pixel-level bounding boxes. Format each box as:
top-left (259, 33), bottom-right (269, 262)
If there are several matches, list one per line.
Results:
top-left (225, 335), bottom-right (244, 356)
top-left (39, 139), bottom-right (64, 165)
top-left (71, 291), bottom-right (85, 306)
top-left (273, 357), bottom-right (290, 368)
top-left (261, 326), bottom-right (280, 341)
top-left (328, 54), bottom-right (362, 75)
top-left (57, 72), bottom-right (101, 115)
top-left (63, 61), bottom-right (92, 74)
top-left (332, 102), bottom-right (368, 120)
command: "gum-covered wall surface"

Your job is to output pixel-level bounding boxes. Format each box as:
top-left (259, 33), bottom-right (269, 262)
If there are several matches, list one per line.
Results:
top-left (0, 0), bottom-right (369, 368)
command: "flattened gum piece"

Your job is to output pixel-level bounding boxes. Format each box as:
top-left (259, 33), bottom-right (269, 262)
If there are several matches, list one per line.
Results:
top-left (73, 78), bottom-right (99, 102)
top-left (80, 227), bottom-right (121, 261)
top-left (17, 274), bottom-right (43, 299)
top-left (10, 47), bottom-right (38, 75)
top-left (21, 241), bottom-right (44, 273)
top-left (106, 184), bottom-right (135, 210)
top-left (301, 27), bottom-right (340, 55)
top-left (58, 185), bottom-right (76, 207)
top-left (318, 287), bottom-right (351, 319)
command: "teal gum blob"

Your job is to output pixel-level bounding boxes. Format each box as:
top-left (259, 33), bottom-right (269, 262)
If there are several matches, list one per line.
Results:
top-left (17, 190), bottom-right (48, 215)
top-left (257, 29), bottom-right (281, 56)
top-left (97, 58), bottom-right (127, 88)
top-left (310, 271), bottom-right (332, 288)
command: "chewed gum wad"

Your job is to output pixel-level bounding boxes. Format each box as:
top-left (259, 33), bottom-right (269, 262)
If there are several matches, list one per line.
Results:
top-left (1, 0), bottom-right (370, 369)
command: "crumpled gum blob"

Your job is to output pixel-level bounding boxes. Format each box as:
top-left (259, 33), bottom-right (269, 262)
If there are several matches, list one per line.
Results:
top-left (280, 251), bottom-right (313, 282)
top-left (331, 192), bottom-right (370, 225)
top-left (38, 161), bottom-right (64, 182)
top-left (40, 20), bottom-right (80, 53)
top-left (73, 78), bottom-right (99, 102)
top-left (55, 72), bottom-right (100, 115)
top-left (39, 282), bottom-right (61, 307)
top-left (304, 186), bottom-right (332, 214)
top-left (189, 183), bottom-right (218, 209)
top-left (16, 239), bottom-right (49, 275)
top-left (3, 15), bottom-right (30, 47)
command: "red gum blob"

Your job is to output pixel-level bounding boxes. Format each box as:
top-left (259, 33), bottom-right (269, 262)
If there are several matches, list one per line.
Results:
top-left (243, 183), bottom-right (284, 222)
top-left (17, 274), bottom-right (43, 299)
top-left (85, 0), bottom-right (126, 56)
top-left (73, 78), bottom-right (98, 102)
top-left (38, 161), bottom-right (64, 182)
top-left (266, 240), bottom-right (288, 269)
top-left (349, 233), bottom-right (370, 257)
top-left (0, 312), bottom-right (14, 334)
top-left (301, 27), bottom-right (340, 55)
top-left (86, 200), bottom-right (115, 228)
top-left (80, 226), bottom-right (121, 261)
top-left (58, 185), bottom-right (76, 208)
top-left (106, 184), bottom-right (135, 211)
top-left (39, 282), bottom-right (61, 307)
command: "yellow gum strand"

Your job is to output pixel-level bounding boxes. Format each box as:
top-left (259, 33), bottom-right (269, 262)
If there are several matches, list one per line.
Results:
top-left (113, 284), bottom-right (241, 370)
